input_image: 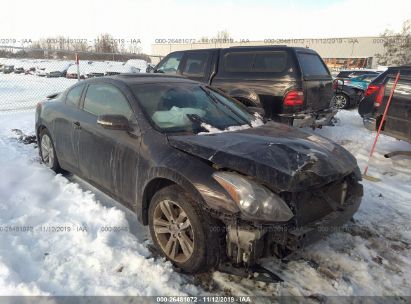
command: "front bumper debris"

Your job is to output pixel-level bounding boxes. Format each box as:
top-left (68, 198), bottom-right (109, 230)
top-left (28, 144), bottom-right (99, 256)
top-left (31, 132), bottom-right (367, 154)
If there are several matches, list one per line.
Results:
top-left (225, 181), bottom-right (363, 266)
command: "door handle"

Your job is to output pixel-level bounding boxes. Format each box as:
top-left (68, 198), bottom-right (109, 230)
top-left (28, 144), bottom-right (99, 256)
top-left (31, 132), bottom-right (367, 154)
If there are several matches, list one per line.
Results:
top-left (73, 121), bottom-right (81, 129)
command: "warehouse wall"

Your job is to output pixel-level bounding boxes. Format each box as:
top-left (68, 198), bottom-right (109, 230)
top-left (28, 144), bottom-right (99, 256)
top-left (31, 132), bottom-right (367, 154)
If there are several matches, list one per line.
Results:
top-left (151, 36), bottom-right (388, 68)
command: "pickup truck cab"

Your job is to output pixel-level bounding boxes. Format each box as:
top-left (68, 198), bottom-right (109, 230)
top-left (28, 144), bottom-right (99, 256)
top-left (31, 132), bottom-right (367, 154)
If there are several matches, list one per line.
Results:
top-left (152, 46), bottom-right (336, 128)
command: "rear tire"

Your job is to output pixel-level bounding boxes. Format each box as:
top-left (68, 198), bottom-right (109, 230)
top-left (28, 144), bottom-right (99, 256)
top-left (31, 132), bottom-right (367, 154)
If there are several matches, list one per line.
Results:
top-left (148, 185), bottom-right (222, 273)
top-left (331, 93), bottom-right (350, 109)
top-left (39, 129), bottom-right (61, 172)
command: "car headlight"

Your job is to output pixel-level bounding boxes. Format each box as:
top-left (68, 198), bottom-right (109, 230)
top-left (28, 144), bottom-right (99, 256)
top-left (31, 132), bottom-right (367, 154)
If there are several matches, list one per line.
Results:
top-left (213, 172), bottom-right (294, 222)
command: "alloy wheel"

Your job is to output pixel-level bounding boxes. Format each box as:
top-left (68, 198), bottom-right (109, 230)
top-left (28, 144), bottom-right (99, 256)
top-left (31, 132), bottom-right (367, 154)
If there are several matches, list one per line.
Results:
top-left (331, 94), bottom-right (347, 109)
top-left (41, 134), bottom-right (55, 168)
top-left (153, 199), bottom-right (195, 263)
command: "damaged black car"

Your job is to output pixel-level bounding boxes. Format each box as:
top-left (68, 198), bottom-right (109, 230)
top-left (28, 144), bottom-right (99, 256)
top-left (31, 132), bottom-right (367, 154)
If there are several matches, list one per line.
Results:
top-left (35, 74), bottom-right (363, 274)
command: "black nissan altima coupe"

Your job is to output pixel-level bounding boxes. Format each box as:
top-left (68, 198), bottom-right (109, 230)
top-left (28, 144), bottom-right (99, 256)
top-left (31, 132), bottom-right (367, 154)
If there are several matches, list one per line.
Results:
top-left (35, 74), bottom-right (363, 273)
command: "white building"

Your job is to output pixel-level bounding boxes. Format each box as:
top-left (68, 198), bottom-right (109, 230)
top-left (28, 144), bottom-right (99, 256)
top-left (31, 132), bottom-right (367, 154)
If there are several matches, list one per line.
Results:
top-left (151, 36), bottom-right (392, 69)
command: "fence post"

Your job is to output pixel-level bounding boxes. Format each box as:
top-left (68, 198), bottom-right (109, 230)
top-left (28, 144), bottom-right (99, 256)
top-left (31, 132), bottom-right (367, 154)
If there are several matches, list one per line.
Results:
top-left (75, 53), bottom-right (80, 81)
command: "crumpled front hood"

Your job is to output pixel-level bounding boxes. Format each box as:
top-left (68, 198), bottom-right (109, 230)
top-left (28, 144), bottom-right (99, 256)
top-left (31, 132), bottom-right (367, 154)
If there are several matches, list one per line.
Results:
top-left (168, 122), bottom-right (359, 192)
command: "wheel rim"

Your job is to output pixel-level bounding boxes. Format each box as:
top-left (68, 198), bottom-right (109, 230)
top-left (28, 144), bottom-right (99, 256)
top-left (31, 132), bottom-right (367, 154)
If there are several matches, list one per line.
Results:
top-left (331, 95), bottom-right (347, 109)
top-left (41, 134), bottom-right (54, 168)
top-left (153, 200), bottom-right (195, 263)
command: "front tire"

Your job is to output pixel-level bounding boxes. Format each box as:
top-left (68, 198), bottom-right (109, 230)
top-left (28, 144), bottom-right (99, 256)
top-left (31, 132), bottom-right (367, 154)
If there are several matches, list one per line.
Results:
top-left (39, 129), bottom-right (61, 172)
top-left (148, 185), bottom-right (222, 273)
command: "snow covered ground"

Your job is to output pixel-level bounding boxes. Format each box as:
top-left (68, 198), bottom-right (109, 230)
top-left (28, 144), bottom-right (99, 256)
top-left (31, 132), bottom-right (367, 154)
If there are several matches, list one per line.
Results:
top-left (0, 74), bottom-right (75, 112)
top-left (0, 74), bottom-right (410, 298)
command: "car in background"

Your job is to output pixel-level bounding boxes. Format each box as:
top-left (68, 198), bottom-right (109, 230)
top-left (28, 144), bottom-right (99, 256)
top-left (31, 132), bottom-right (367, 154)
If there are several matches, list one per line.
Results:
top-left (332, 73), bottom-right (380, 109)
top-left (358, 65), bottom-right (411, 143)
top-left (85, 62), bottom-right (107, 78)
top-left (126, 59), bottom-right (148, 73)
top-left (152, 46), bottom-right (336, 128)
top-left (336, 70), bottom-right (381, 80)
top-left (104, 64), bottom-right (140, 76)
top-left (35, 74), bottom-right (363, 274)
top-left (46, 62), bottom-right (72, 78)
top-left (2, 65), bottom-right (14, 74)
top-left (14, 66), bottom-right (25, 74)
top-left (36, 67), bottom-right (47, 77)
top-left (66, 63), bottom-right (91, 79)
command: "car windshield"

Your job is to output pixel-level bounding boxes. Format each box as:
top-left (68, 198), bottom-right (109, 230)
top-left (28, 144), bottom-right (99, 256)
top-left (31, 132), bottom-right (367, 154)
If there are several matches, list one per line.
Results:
top-left (131, 83), bottom-right (258, 134)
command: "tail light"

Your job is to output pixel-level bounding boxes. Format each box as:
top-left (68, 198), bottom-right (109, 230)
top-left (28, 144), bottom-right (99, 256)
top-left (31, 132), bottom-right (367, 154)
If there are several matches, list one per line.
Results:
top-left (364, 84), bottom-right (381, 96)
top-left (332, 80), bottom-right (338, 90)
top-left (365, 84), bottom-right (385, 108)
top-left (374, 85), bottom-right (385, 108)
top-left (284, 90), bottom-right (304, 106)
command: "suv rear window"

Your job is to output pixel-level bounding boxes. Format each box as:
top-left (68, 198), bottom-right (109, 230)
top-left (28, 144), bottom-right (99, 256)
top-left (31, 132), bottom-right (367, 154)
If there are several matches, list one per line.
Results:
top-left (224, 51), bottom-right (287, 73)
top-left (297, 53), bottom-right (329, 76)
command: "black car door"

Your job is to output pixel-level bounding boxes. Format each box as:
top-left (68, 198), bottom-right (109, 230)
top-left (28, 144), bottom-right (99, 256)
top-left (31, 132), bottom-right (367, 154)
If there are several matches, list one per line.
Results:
top-left (52, 83), bottom-right (85, 173)
top-left (76, 82), bottom-right (140, 205)
top-left (383, 69), bottom-right (411, 142)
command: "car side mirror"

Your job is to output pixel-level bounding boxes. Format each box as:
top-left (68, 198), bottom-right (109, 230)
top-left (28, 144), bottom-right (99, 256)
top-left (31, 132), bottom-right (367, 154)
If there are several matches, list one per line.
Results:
top-left (97, 114), bottom-right (130, 131)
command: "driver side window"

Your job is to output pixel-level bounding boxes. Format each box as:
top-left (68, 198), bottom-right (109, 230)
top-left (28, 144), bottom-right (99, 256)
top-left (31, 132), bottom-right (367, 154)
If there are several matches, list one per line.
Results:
top-left (156, 52), bottom-right (183, 74)
top-left (83, 84), bottom-right (133, 119)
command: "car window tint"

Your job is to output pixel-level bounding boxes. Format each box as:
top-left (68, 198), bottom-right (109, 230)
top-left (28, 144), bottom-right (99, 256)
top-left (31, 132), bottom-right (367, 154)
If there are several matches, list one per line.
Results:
top-left (297, 53), bottom-right (329, 76)
top-left (224, 52), bottom-right (254, 72)
top-left (83, 84), bottom-right (133, 118)
top-left (253, 52), bottom-right (287, 72)
top-left (156, 52), bottom-right (183, 74)
top-left (66, 84), bottom-right (84, 107)
top-left (224, 51), bottom-right (287, 72)
top-left (182, 52), bottom-right (209, 76)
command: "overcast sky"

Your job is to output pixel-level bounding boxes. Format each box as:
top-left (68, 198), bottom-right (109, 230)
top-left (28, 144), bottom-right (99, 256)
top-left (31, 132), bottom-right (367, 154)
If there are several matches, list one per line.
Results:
top-left (1, 0), bottom-right (410, 53)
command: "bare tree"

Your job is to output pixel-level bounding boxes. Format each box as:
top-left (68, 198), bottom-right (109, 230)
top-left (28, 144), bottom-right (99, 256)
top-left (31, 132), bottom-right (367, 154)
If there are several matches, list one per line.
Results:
top-left (215, 30), bottom-right (231, 40)
top-left (376, 19), bottom-right (411, 66)
top-left (94, 33), bottom-right (119, 53)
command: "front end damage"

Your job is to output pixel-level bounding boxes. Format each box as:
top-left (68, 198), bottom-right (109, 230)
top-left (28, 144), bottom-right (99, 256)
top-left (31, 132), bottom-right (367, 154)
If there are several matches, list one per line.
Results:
top-left (168, 123), bottom-right (364, 271)
top-left (224, 173), bottom-right (363, 267)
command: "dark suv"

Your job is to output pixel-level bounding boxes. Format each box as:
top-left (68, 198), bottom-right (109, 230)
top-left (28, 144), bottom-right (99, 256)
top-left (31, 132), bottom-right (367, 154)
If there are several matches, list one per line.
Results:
top-left (152, 46), bottom-right (336, 128)
top-left (358, 65), bottom-right (411, 143)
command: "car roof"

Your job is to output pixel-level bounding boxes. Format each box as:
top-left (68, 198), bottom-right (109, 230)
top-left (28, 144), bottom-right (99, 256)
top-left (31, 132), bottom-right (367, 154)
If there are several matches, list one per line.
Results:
top-left (337, 70), bottom-right (379, 73)
top-left (170, 45), bottom-right (317, 53)
top-left (389, 65), bottom-right (411, 70)
top-left (84, 73), bottom-right (200, 85)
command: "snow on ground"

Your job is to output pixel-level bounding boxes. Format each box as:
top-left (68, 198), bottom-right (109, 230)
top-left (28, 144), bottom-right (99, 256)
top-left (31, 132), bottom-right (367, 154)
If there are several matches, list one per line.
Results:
top-left (0, 74), bottom-right (410, 297)
top-left (0, 74), bottom-right (75, 112)
top-left (0, 111), bottom-right (200, 296)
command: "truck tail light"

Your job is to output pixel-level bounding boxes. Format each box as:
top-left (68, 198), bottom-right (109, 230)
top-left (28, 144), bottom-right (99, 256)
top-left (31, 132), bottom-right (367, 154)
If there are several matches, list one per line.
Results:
top-left (374, 85), bottom-right (385, 108)
top-left (283, 90), bottom-right (304, 106)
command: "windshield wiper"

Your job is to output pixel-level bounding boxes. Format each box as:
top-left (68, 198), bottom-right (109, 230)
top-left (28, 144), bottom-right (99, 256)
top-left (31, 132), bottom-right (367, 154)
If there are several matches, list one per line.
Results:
top-left (186, 114), bottom-right (214, 134)
top-left (200, 87), bottom-right (251, 126)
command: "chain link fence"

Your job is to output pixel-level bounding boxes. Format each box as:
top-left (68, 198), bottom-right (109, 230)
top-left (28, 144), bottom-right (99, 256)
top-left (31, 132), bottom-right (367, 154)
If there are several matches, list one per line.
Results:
top-left (0, 46), bottom-right (162, 112)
